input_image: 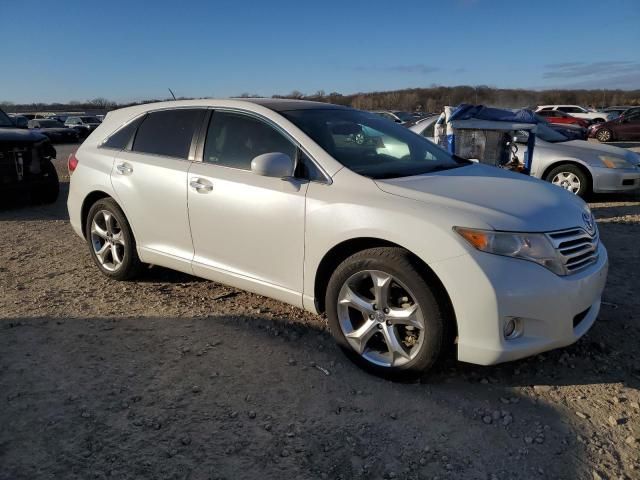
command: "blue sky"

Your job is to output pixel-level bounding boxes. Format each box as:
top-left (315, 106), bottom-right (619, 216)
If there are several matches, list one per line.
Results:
top-left (1, 0), bottom-right (639, 103)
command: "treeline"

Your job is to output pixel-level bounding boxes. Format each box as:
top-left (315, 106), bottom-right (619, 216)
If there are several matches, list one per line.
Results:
top-left (3, 86), bottom-right (640, 113)
top-left (292, 86), bottom-right (640, 112)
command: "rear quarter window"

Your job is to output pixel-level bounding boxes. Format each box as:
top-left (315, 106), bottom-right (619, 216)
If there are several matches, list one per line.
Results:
top-left (132, 109), bottom-right (204, 159)
top-left (101, 116), bottom-right (145, 150)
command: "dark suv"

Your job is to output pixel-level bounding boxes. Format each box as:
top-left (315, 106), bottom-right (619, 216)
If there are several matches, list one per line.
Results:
top-left (0, 107), bottom-right (59, 204)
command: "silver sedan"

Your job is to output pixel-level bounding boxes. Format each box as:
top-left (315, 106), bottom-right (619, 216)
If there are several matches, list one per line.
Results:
top-left (410, 116), bottom-right (640, 196)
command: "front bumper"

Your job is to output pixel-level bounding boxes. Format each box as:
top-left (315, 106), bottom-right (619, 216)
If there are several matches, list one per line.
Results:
top-left (432, 244), bottom-right (608, 365)
top-left (591, 166), bottom-right (640, 193)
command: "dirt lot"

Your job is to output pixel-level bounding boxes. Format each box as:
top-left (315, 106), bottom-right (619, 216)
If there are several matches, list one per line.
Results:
top-left (1, 143), bottom-right (640, 480)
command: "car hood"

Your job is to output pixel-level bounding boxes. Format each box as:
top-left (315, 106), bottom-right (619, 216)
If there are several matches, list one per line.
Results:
top-left (374, 164), bottom-right (589, 232)
top-left (543, 139), bottom-right (639, 164)
top-left (36, 128), bottom-right (75, 134)
top-left (0, 127), bottom-right (48, 143)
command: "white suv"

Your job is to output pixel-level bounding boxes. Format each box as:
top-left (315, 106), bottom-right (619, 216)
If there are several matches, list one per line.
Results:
top-left (535, 105), bottom-right (615, 123)
top-left (67, 99), bottom-right (608, 378)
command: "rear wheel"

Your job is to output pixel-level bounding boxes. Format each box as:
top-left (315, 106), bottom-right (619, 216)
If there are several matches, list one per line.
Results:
top-left (85, 198), bottom-right (142, 281)
top-left (325, 247), bottom-right (446, 378)
top-left (596, 128), bottom-right (612, 143)
top-left (545, 164), bottom-right (590, 197)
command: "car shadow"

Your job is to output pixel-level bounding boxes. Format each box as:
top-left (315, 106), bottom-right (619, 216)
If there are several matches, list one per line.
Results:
top-left (589, 191), bottom-right (640, 203)
top-left (136, 264), bottom-right (207, 285)
top-left (0, 183), bottom-right (70, 221)
top-left (607, 141), bottom-right (640, 149)
top-left (0, 313), bottom-right (590, 480)
top-left (589, 202), bottom-right (640, 221)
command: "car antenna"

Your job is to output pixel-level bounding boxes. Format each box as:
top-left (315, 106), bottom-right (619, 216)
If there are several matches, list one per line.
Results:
top-left (168, 88), bottom-right (176, 100)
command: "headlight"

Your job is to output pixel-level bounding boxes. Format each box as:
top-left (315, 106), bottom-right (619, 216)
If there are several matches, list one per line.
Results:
top-left (454, 227), bottom-right (565, 275)
top-left (599, 155), bottom-right (632, 169)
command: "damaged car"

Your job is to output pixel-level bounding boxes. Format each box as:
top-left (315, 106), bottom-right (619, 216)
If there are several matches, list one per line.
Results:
top-left (1, 107), bottom-right (59, 204)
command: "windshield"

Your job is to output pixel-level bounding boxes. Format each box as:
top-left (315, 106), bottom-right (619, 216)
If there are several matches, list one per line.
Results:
top-left (535, 122), bottom-right (569, 143)
top-left (38, 120), bottom-right (64, 128)
top-left (0, 109), bottom-right (14, 127)
top-left (281, 108), bottom-right (465, 179)
top-left (81, 116), bottom-right (101, 123)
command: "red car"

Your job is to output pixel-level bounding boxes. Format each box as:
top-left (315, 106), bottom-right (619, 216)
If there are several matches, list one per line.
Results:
top-left (536, 110), bottom-right (590, 128)
top-left (589, 108), bottom-right (640, 142)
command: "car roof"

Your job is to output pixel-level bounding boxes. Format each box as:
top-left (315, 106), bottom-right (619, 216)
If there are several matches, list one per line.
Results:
top-left (240, 98), bottom-right (347, 111)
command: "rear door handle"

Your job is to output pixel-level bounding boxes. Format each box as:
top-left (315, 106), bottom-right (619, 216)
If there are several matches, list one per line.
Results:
top-left (115, 163), bottom-right (133, 175)
top-left (190, 178), bottom-right (213, 192)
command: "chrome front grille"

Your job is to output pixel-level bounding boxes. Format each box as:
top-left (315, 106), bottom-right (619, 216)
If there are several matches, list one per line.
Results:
top-left (547, 228), bottom-right (599, 274)
top-left (0, 147), bottom-right (29, 183)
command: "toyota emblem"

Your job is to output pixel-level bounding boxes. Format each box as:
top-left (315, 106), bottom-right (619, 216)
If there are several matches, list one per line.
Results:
top-left (583, 211), bottom-right (595, 235)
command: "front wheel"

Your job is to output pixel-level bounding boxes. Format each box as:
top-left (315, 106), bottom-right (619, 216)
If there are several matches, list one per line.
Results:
top-left (545, 164), bottom-right (590, 197)
top-left (596, 128), bottom-right (612, 143)
top-left (85, 198), bottom-right (142, 281)
top-left (325, 247), bottom-right (446, 378)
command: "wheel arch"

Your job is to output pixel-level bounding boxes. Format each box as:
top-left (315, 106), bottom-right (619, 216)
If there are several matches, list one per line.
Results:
top-left (542, 160), bottom-right (593, 188)
top-left (80, 190), bottom-right (114, 238)
top-left (313, 237), bottom-right (457, 341)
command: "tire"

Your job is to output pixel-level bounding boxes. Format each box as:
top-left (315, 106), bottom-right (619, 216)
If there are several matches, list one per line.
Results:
top-left (85, 198), bottom-right (142, 281)
top-left (32, 159), bottom-right (59, 204)
top-left (596, 128), bottom-right (613, 143)
top-left (325, 247), bottom-right (447, 378)
top-left (545, 164), bottom-right (590, 197)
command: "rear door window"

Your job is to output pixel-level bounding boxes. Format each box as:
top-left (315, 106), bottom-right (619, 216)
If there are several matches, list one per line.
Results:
top-left (132, 109), bottom-right (204, 159)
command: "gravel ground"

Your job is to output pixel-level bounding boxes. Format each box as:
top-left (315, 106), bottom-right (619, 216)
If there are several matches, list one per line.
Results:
top-left (1, 143), bottom-right (639, 480)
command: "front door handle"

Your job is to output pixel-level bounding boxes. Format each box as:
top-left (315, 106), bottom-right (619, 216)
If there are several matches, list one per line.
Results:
top-left (115, 163), bottom-right (133, 175)
top-left (190, 178), bottom-right (213, 193)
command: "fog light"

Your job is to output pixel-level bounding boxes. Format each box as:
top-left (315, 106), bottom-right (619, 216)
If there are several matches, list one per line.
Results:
top-left (503, 317), bottom-right (523, 340)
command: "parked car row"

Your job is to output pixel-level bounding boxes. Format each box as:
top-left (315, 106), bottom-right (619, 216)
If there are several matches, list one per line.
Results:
top-left (8, 113), bottom-right (103, 142)
top-left (532, 105), bottom-right (640, 142)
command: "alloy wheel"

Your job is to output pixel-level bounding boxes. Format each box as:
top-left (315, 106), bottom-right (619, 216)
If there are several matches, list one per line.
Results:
top-left (596, 129), bottom-right (611, 142)
top-left (336, 270), bottom-right (425, 367)
top-left (552, 172), bottom-right (581, 194)
top-left (90, 210), bottom-right (126, 272)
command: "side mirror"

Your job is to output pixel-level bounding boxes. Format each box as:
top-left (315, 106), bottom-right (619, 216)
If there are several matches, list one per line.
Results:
top-left (15, 117), bottom-right (28, 129)
top-left (251, 152), bottom-right (294, 178)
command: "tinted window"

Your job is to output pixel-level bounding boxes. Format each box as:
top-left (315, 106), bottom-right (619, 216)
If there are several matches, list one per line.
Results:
top-left (421, 120), bottom-right (436, 138)
top-left (558, 107), bottom-right (580, 113)
top-left (626, 112), bottom-right (640, 123)
top-left (133, 109), bottom-right (204, 159)
top-left (0, 110), bottom-right (13, 127)
top-left (102, 116), bottom-right (145, 150)
top-left (203, 112), bottom-right (297, 170)
top-left (295, 151), bottom-right (325, 182)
